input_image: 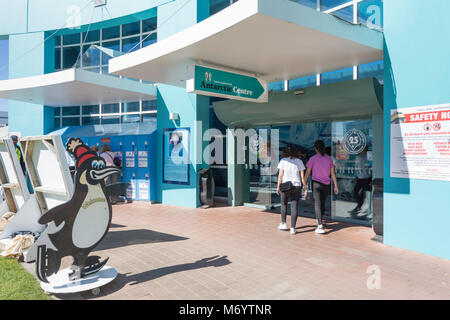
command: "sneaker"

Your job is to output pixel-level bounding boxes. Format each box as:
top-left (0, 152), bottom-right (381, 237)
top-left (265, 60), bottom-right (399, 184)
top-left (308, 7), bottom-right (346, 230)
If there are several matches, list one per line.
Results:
top-left (278, 223), bottom-right (288, 230)
top-left (315, 226), bottom-right (326, 234)
top-left (290, 228), bottom-right (296, 235)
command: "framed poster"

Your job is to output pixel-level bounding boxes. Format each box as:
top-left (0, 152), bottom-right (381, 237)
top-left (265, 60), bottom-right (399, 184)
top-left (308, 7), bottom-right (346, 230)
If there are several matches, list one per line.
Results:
top-left (126, 151), bottom-right (136, 168)
top-left (391, 103), bottom-right (450, 181)
top-left (138, 181), bottom-right (149, 201)
top-left (163, 128), bottom-right (190, 185)
top-left (138, 151), bottom-right (148, 168)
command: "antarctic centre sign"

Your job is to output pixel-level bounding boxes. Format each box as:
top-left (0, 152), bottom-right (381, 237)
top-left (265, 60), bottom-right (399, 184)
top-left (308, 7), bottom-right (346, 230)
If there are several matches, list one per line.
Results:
top-left (186, 65), bottom-right (268, 103)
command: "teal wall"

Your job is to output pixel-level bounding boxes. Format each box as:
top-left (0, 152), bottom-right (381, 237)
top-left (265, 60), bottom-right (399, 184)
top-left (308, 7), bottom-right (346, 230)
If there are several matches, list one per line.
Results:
top-left (156, 0), bottom-right (211, 208)
top-left (8, 32), bottom-right (55, 136)
top-left (383, 0), bottom-right (450, 259)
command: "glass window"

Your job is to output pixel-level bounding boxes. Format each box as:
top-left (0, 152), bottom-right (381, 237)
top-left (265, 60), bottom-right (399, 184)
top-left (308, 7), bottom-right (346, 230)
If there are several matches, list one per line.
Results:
top-left (63, 46), bottom-right (80, 69)
top-left (321, 67), bottom-right (353, 85)
top-left (142, 100), bottom-right (157, 111)
top-left (123, 102), bottom-right (140, 113)
top-left (122, 36), bottom-right (140, 53)
top-left (54, 107), bottom-right (61, 117)
top-left (82, 29), bottom-right (100, 43)
top-left (55, 48), bottom-right (61, 70)
top-left (63, 33), bottom-right (81, 45)
top-left (102, 25), bottom-right (120, 40)
top-left (102, 103), bottom-right (120, 114)
top-left (81, 44), bottom-right (101, 67)
top-left (142, 17), bottom-right (157, 33)
top-left (82, 105), bottom-right (99, 115)
top-left (102, 116), bottom-right (120, 124)
top-left (122, 21), bottom-right (141, 37)
top-left (101, 40), bottom-right (120, 65)
top-left (330, 5), bottom-right (353, 22)
top-left (268, 81), bottom-right (285, 92)
top-left (289, 75), bottom-right (316, 90)
top-left (321, 0), bottom-right (351, 11)
top-left (62, 106), bottom-right (80, 116)
top-left (142, 33), bottom-right (157, 48)
top-left (358, 61), bottom-right (383, 83)
top-left (210, 0), bottom-right (232, 16)
top-left (122, 114), bottom-right (141, 123)
top-left (82, 116), bottom-right (100, 125)
top-left (54, 118), bottom-right (61, 129)
top-left (142, 114), bottom-right (157, 122)
top-left (358, 0), bottom-right (383, 29)
top-left (62, 117), bottom-right (81, 127)
top-left (55, 35), bottom-right (61, 46)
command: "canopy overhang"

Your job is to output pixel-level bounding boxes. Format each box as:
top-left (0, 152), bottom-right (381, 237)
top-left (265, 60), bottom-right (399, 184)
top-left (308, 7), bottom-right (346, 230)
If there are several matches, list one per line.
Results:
top-left (109, 0), bottom-right (383, 87)
top-left (0, 68), bottom-right (156, 106)
top-left (212, 78), bottom-right (383, 128)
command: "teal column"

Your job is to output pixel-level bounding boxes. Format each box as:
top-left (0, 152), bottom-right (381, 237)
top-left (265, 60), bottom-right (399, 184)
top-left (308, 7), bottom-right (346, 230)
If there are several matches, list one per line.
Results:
top-left (8, 32), bottom-right (56, 136)
top-left (156, 0), bottom-right (211, 208)
top-left (371, 113), bottom-right (383, 180)
top-left (383, 0), bottom-right (450, 260)
top-left (227, 128), bottom-right (250, 206)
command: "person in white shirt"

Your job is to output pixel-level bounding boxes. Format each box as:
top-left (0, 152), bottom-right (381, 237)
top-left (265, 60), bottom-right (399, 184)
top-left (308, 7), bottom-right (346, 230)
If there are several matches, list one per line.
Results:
top-left (276, 145), bottom-right (307, 235)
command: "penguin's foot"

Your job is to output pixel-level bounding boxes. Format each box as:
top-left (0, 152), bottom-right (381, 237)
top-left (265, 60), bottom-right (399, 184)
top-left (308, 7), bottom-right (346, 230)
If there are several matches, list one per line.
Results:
top-left (36, 246), bottom-right (61, 283)
top-left (82, 257), bottom-right (109, 277)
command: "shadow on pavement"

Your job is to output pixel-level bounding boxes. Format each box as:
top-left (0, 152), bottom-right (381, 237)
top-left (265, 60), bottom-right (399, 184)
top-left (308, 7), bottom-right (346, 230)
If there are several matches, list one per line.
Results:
top-left (96, 229), bottom-right (189, 251)
top-left (70, 255), bottom-right (231, 299)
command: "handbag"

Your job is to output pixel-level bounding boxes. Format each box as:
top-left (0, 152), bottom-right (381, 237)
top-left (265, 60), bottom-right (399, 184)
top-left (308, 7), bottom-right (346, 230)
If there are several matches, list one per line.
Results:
top-left (279, 181), bottom-right (294, 192)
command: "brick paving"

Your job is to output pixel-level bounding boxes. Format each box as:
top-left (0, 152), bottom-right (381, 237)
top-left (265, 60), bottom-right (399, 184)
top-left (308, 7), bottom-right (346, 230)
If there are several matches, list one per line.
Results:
top-left (44, 202), bottom-right (450, 300)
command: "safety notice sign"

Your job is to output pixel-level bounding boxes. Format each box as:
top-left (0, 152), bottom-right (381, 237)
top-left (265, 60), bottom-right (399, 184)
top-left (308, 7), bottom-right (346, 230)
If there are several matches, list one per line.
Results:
top-left (391, 103), bottom-right (450, 181)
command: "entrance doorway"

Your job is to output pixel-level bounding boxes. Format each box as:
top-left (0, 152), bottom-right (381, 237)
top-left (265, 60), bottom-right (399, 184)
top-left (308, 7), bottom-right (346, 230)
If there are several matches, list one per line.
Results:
top-left (245, 119), bottom-right (374, 226)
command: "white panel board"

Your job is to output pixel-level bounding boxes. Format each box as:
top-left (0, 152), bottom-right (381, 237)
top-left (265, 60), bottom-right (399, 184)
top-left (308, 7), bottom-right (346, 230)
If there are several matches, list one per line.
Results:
top-left (20, 135), bottom-right (74, 213)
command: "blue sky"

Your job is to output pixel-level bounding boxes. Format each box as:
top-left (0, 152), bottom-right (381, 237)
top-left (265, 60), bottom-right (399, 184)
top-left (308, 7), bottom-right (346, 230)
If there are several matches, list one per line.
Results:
top-left (0, 39), bottom-right (8, 112)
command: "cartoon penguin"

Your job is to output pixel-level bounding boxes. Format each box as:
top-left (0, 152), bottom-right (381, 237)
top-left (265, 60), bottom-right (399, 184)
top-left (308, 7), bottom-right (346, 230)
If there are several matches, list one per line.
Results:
top-left (36, 138), bottom-right (121, 283)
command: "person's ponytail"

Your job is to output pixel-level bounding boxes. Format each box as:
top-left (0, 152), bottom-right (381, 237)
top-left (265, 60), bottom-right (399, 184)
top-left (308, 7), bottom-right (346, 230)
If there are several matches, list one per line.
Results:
top-left (314, 140), bottom-right (326, 156)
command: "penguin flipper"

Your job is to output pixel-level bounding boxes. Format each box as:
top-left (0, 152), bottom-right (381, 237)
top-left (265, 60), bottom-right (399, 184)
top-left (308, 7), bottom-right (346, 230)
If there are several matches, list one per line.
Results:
top-left (38, 207), bottom-right (65, 226)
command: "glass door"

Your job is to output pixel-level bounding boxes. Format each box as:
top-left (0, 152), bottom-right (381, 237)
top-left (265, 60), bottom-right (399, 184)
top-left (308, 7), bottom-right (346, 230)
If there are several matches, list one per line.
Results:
top-left (247, 127), bottom-right (273, 209)
top-left (331, 120), bottom-right (373, 226)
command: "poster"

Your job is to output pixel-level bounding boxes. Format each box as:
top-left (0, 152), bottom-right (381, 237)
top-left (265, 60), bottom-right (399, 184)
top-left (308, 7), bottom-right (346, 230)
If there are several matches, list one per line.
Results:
top-left (126, 151), bottom-right (136, 168)
top-left (163, 128), bottom-right (190, 185)
top-left (138, 181), bottom-right (149, 200)
top-left (127, 181), bottom-right (136, 199)
top-left (138, 151), bottom-right (148, 168)
top-left (391, 103), bottom-right (450, 181)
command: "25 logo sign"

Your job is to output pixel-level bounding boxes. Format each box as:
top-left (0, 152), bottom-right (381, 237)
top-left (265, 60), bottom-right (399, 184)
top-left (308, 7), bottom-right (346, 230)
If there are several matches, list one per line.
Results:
top-left (343, 129), bottom-right (367, 155)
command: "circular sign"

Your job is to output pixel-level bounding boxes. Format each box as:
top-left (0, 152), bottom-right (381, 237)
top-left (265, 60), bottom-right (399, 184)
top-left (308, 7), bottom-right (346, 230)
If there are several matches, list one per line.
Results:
top-left (424, 123), bottom-right (432, 131)
top-left (343, 129), bottom-right (367, 155)
top-left (433, 123), bottom-right (441, 131)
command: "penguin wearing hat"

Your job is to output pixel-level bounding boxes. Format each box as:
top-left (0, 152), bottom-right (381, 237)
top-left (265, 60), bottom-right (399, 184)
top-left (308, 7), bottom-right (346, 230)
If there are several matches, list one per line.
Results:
top-left (36, 138), bottom-right (121, 283)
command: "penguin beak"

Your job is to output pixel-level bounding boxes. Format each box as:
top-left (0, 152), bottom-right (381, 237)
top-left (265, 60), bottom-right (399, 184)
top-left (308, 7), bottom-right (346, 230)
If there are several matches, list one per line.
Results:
top-left (90, 168), bottom-right (121, 181)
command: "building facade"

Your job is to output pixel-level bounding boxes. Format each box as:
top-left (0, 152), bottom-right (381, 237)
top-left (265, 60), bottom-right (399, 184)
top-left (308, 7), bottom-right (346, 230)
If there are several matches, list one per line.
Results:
top-left (0, 0), bottom-right (449, 260)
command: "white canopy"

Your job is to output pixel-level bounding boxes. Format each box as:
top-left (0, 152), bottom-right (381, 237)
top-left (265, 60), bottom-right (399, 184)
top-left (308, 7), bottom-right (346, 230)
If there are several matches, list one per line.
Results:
top-left (109, 0), bottom-right (383, 87)
top-left (0, 68), bottom-right (156, 106)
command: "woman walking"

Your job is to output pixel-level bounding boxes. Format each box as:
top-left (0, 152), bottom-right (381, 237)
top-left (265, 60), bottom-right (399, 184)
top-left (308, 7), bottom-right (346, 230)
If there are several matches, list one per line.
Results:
top-left (305, 140), bottom-right (339, 234)
top-left (276, 145), bottom-right (307, 235)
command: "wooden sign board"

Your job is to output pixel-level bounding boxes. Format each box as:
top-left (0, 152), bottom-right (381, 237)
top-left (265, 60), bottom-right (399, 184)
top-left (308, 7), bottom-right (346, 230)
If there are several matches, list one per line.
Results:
top-left (20, 135), bottom-right (74, 214)
top-left (0, 138), bottom-right (30, 215)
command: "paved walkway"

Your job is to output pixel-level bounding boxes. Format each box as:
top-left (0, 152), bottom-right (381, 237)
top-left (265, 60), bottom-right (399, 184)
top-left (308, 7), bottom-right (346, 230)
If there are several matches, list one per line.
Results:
top-left (47, 203), bottom-right (449, 300)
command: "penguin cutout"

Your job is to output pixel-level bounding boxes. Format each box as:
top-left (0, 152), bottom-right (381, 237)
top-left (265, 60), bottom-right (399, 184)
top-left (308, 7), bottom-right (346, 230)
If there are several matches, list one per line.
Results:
top-left (36, 138), bottom-right (121, 283)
